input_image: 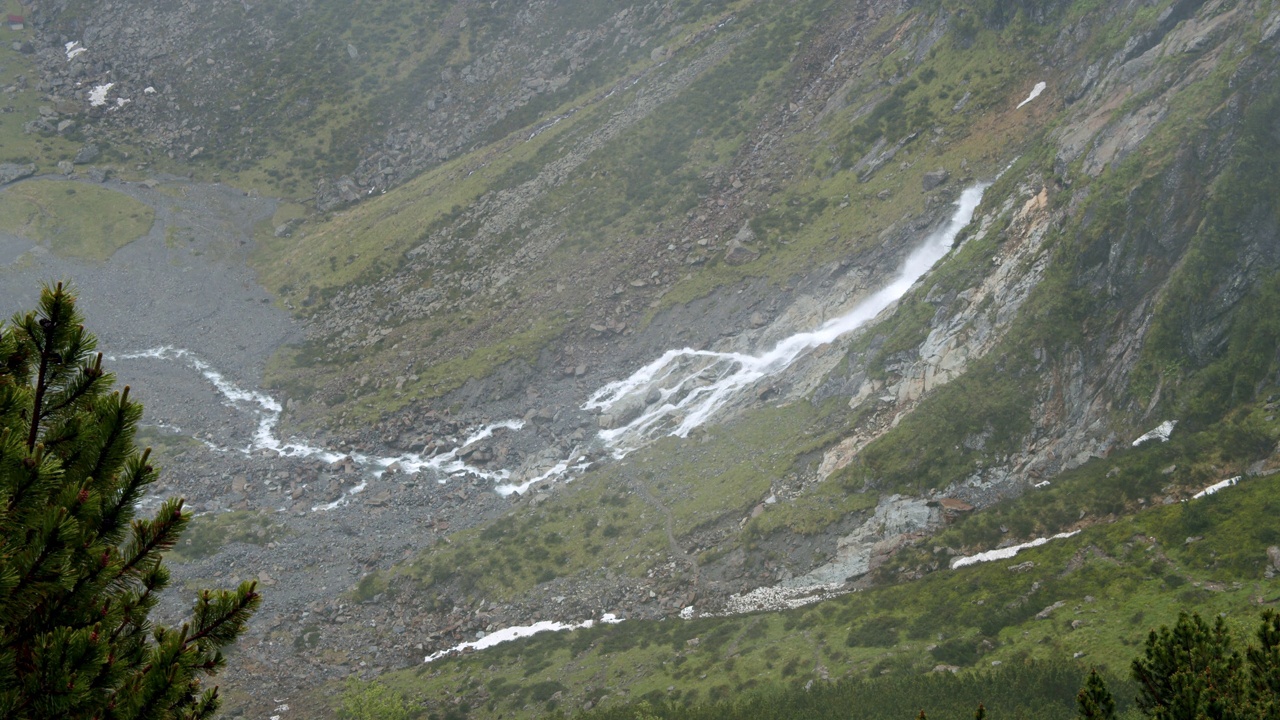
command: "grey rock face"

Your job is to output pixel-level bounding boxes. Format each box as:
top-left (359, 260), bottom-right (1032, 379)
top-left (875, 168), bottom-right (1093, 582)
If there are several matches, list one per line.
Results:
top-left (73, 143), bottom-right (100, 164)
top-left (0, 163), bottom-right (36, 186)
top-left (922, 169), bottom-right (950, 191)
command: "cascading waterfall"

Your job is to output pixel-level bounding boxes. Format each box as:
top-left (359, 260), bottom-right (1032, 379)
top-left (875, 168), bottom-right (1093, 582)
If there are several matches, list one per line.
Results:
top-left (582, 184), bottom-right (989, 457)
top-left (113, 184), bottom-right (987, 502)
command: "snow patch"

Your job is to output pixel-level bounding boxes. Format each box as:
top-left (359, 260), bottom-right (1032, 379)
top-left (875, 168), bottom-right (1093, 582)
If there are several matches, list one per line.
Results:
top-left (950, 531), bottom-right (1079, 569)
top-left (1016, 81), bottom-right (1046, 109)
top-left (1191, 476), bottom-right (1240, 500)
top-left (1133, 420), bottom-right (1177, 446)
top-left (424, 614), bottom-right (621, 663)
top-left (88, 83), bottom-right (115, 107)
top-left (65, 41), bottom-right (87, 60)
top-left (722, 583), bottom-right (848, 614)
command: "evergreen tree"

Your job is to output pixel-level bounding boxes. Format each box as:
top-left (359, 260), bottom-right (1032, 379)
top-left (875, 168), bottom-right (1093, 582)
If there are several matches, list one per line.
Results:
top-left (1247, 610), bottom-right (1280, 720)
top-left (0, 283), bottom-right (260, 719)
top-left (1076, 670), bottom-right (1115, 720)
top-left (1131, 612), bottom-right (1246, 720)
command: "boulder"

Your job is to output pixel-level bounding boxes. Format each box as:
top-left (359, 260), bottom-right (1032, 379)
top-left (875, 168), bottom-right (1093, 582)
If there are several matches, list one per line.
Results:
top-left (922, 169), bottom-right (950, 191)
top-left (0, 163), bottom-right (36, 186)
top-left (723, 241), bottom-right (760, 265)
top-left (73, 143), bottom-right (100, 164)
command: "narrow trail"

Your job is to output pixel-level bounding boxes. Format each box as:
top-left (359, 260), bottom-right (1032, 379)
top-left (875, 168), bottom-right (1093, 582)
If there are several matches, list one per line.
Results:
top-left (632, 478), bottom-right (700, 589)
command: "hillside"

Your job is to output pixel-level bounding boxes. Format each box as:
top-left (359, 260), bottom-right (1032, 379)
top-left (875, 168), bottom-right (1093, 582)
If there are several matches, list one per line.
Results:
top-left (2, 0), bottom-right (1279, 718)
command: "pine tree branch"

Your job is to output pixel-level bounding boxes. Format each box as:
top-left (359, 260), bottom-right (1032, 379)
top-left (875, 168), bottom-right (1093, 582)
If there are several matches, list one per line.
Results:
top-left (85, 387), bottom-right (133, 493)
top-left (113, 498), bottom-right (183, 584)
top-left (42, 354), bottom-right (104, 421)
top-left (185, 582), bottom-right (260, 648)
top-left (24, 285), bottom-right (66, 452)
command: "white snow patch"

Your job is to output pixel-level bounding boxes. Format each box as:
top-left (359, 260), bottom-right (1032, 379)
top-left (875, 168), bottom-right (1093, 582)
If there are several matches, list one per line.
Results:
top-left (950, 531), bottom-right (1079, 569)
top-left (116, 97), bottom-right (131, 108)
top-left (424, 614), bottom-right (621, 663)
top-left (1133, 420), bottom-right (1177, 446)
top-left (1033, 480), bottom-right (1051, 489)
top-left (88, 83), bottom-right (115, 107)
top-left (144, 86), bottom-right (157, 94)
top-left (1016, 81), bottom-right (1046, 109)
top-left (679, 606), bottom-right (696, 619)
top-left (1191, 476), bottom-right (1241, 500)
top-left (722, 583), bottom-right (847, 614)
top-left (65, 41), bottom-right (87, 60)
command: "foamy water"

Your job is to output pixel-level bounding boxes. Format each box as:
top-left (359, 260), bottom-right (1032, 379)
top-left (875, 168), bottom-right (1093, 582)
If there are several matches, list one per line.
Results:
top-left (111, 347), bottom-right (521, 509)
top-left (115, 184), bottom-right (988, 499)
top-left (584, 185), bottom-right (989, 457)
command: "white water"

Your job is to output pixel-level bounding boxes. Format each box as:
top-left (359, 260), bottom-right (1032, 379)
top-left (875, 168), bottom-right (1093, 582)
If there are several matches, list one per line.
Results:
top-left (114, 184), bottom-right (988, 501)
top-left (584, 184), bottom-right (989, 458)
top-left (1016, 81), bottom-right (1046, 109)
top-left (111, 347), bottom-right (522, 509)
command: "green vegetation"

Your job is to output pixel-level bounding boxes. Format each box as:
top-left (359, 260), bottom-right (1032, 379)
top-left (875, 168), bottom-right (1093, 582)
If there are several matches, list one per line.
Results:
top-left (386, 400), bottom-right (843, 601)
top-left (338, 678), bottom-right (413, 720)
top-left (348, 471), bottom-right (1280, 718)
top-left (0, 284), bottom-right (259, 718)
top-left (0, 181), bottom-right (155, 261)
top-left (578, 662), bottom-right (1102, 720)
top-left (169, 510), bottom-right (289, 562)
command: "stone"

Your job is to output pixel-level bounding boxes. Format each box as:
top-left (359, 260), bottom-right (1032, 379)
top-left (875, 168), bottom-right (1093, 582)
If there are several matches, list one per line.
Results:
top-left (723, 241), bottom-right (759, 266)
top-left (1035, 600), bottom-right (1066, 620)
top-left (0, 163), bottom-right (36, 186)
top-left (749, 312), bottom-right (766, 328)
top-left (922, 169), bottom-right (950, 191)
top-left (1267, 546), bottom-right (1280, 578)
top-left (57, 160), bottom-right (75, 175)
top-left (73, 143), bottom-right (100, 164)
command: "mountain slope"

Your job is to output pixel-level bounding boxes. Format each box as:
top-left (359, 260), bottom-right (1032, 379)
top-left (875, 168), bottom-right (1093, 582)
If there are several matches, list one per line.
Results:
top-left (10, 0), bottom-right (1280, 717)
